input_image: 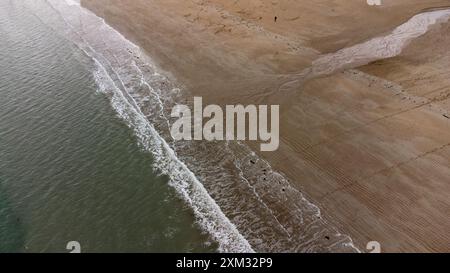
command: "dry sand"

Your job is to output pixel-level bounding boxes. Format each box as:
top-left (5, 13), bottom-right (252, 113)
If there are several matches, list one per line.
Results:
top-left (81, 0), bottom-right (450, 252)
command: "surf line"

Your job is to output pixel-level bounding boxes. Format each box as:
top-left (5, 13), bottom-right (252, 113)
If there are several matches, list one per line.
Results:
top-left (170, 97), bottom-right (280, 152)
top-left (47, 0), bottom-right (255, 252)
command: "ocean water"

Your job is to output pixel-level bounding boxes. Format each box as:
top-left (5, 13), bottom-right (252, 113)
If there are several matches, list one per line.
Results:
top-left (0, 0), bottom-right (214, 253)
top-left (1, 0), bottom-right (359, 253)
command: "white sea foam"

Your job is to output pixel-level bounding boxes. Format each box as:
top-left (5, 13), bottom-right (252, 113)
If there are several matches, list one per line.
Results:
top-left (92, 57), bottom-right (253, 253)
top-left (42, 0), bottom-right (253, 253)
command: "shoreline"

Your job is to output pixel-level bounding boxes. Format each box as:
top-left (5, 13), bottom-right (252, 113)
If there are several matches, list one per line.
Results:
top-left (81, 0), bottom-right (450, 252)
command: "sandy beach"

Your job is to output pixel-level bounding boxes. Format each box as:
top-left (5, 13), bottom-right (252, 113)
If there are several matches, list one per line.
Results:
top-left (80, 0), bottom-right (450, 252)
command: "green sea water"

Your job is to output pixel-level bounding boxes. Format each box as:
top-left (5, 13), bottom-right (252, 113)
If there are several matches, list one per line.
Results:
top-left (0, 0), bottom-right (214, 253)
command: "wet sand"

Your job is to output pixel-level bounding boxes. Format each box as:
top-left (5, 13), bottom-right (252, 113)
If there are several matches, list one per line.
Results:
top-left (81, 0), bottom-right (450, 252)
